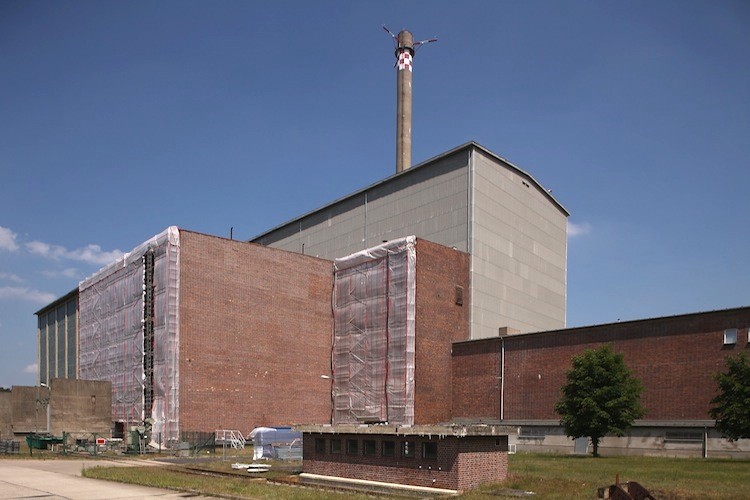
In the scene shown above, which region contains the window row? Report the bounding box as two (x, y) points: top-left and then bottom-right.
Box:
(314, 437), (437, 460)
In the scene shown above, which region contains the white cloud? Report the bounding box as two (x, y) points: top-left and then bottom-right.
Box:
(0, 286), (57, 304)
(23, 363), (38, 374)
(568, 222), (592, 237)
(0, 226), (19, 252)
(26, 240), (122, 266)
(0, 272), (24, 283)
(41, 268), (80, 279)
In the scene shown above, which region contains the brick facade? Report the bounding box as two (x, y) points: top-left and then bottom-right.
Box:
(414, 239), (470, 424)
(452, 307), (750, 421)
(302, 432), (508, 491)
(179, 231), (334, 432)
(452, 338), (501, 419)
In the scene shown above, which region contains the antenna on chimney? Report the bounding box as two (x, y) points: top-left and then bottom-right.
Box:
(383, 26), (437, 173)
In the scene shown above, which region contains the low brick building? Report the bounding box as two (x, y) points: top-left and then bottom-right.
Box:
(298, 424), (511, 492)
(452, 306), (750, 457)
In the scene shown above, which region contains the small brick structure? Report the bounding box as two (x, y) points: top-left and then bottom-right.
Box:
(298, 424), (512, 491)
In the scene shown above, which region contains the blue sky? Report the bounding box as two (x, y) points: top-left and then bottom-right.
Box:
(1, 1), (748, 387)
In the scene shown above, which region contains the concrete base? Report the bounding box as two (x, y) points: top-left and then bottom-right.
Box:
(299, 472), (459, 496)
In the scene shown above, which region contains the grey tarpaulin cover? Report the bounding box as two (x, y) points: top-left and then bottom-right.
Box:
(78, 227), (180, 445)
(332, 236), (416, 426)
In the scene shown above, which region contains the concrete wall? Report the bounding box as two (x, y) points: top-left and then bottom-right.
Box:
(254, 147), (470, 258)
(0, 391), (11, 439)
(453, 307), (750, 422)
(470, 148), (567, 337)
(49, 378), (111, 436)
(507, 424), (750, 459)
(10, 386), (39, 434)
(178, 231), (334, 433)
(413, 239), (470, 424)
(7, 381), (111, 436)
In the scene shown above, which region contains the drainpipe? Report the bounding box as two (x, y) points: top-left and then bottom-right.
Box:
(40, 382), (51, 434)
(703, 426), (708, 459)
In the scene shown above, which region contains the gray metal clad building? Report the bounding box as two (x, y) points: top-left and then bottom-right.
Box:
(252, 141), (569, 338)
(35, 289), (78, 385)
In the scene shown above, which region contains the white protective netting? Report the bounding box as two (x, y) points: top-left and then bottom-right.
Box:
(332, 236), (416, 426)
(78, 227), (180, 445)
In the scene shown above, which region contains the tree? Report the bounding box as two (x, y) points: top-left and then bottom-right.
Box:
(554, 344), (645, 456)
(710, 352), (750, 441)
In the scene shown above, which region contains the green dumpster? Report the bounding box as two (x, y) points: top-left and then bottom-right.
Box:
(26, 434), (63, 450)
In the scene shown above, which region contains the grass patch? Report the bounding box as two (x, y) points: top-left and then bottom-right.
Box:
(81, 453), (750, 499)
(82, 464), (379, 499)
(460, 453), (750, 499)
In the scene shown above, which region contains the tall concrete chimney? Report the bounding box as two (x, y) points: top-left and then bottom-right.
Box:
(384, 26), (436, 173)
(395, 30), (414, 173)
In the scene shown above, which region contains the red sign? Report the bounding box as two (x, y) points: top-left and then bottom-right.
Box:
(96, 438), (107, 445)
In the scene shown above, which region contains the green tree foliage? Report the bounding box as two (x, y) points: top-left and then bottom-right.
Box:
(710, 352), (750, 442)
(554, 344), (645, 456)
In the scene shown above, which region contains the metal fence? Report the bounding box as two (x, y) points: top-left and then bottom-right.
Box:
(0, 440), (20, 455)
(176, 431), (216, 456)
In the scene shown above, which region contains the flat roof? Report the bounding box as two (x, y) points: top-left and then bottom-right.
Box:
(453, 305), (750, 346)
(34, 288), (78, 316)
(296, 423), (515, 437)
(250, 141), (569, 242)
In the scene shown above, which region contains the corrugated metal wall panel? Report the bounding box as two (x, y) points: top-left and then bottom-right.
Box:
(256, 151), (470, 260)
(470, 150), (567, 337)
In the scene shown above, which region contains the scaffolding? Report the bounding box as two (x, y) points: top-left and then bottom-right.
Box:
(78, 227), (180, 446)
(332, 236), (416, 426)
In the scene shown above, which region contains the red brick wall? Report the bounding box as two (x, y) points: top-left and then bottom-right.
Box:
(414, 239), (470, 424)
(179, 231), (333, 433)
(452, 338), (501, 419)
(455, 437), (509, 491)
(452, 307), (750, 421)
(303, 433), (507, 491)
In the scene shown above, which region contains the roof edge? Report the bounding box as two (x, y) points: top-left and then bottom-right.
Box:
(249, 141), (568, 242)
(454, 305), (750, 346)
(34, 288), (79, 316)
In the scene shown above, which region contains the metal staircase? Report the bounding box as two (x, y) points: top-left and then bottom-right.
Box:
(215, 430), (246, 449)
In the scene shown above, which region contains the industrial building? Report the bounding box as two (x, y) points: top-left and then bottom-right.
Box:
(29, 138), (750, 490)
(36, 228), (335, 444)
(22, 22), (749, 492)
(452, 306), (750, 457)
(253, 141), (570, 338)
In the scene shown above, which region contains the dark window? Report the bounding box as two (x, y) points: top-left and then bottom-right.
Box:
(330, 438), (341, 454)
(347, 439), (358, 455)
(363, 439), (376, 456)
(315, 438), (326, 454)
(402, 440), (415, 458)
(519, 427), (546, 439)
(724, 328), (738, 345)
(665, 430), (703, 443)
(382, 440), (395, 457)
(455, 285), (464, 305)
(422, 441), (437, 460)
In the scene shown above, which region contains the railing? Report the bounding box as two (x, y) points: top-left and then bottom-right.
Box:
(215, 429), (246, 449)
